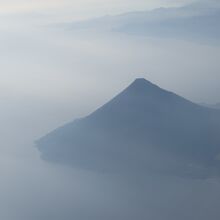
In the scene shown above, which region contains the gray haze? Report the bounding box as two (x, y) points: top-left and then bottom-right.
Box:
(1, 0), (220, 219)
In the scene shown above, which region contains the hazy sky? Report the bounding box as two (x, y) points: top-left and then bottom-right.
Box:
(0, 0), (219, 138)
(0, 1), (220, 219)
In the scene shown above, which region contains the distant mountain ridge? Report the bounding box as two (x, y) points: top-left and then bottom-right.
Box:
(37, 78), (220, 178)
(63, 1), (220, 43)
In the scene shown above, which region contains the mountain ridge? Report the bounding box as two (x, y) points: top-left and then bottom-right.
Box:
(61, 2), (220, 43)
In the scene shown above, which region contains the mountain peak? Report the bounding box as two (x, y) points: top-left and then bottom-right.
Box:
(37, 77), (220, 178)
(127, 78), (163, 95)
(133, 78), (153, 84)
(134, 77), (148, 82)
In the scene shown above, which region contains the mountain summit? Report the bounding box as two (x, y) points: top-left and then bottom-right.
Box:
(37, 79), (220, 178)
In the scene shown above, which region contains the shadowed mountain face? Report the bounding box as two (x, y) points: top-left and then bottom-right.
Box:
(37, 79), (220, 178)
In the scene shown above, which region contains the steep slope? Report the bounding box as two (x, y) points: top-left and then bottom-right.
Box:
(36, 79), (220, 178)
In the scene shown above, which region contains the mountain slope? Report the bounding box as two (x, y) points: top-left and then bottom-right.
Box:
(36, 79), (220, 178)
(213, 103), (220, 109)
(216, 103), (220, 108)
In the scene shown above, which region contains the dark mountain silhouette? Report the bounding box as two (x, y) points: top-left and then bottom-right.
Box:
(36, 78), (220, 178)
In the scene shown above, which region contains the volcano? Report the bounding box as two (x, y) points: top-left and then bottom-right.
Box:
(36, 78), (220, 178)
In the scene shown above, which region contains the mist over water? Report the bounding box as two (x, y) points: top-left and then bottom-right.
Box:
(2, 125), (220, 220)
(1, 3), (220, 219)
